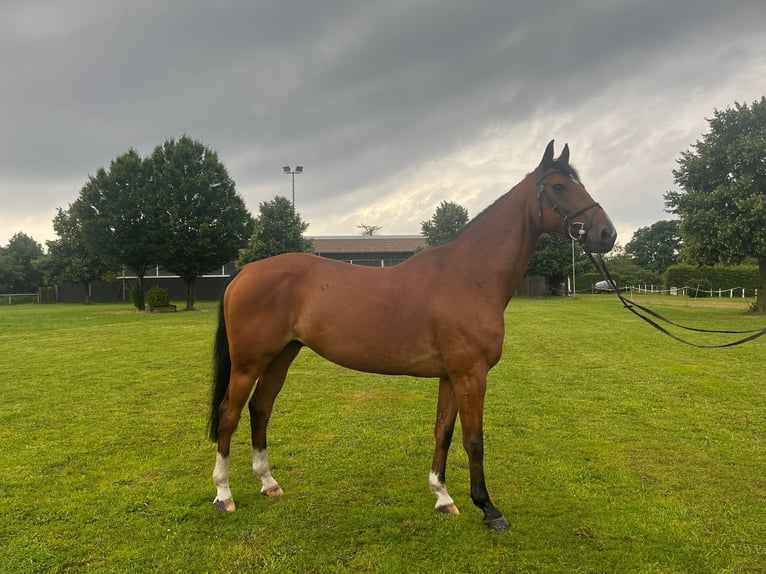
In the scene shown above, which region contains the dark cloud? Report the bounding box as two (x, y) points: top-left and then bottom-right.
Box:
(1, 0), (765, 245)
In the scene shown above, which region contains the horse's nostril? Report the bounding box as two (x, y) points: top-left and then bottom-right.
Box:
(600, 227), (617, 251)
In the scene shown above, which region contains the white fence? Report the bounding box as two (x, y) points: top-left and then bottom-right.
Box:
(621, 285), (757, 298)
(0, 292), (39, 304)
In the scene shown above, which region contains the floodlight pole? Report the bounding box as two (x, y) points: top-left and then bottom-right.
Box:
(282, 165), (303, 206)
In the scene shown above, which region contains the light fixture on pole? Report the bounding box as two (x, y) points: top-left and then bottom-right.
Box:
(282, 165), (303, 206)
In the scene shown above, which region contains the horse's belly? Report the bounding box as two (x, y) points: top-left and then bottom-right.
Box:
(300, 329), (446, 378)
(291, 275), (451, 377)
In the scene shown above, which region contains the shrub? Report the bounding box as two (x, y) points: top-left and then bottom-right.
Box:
(129, 283), (144, 310)
(145, 286), (170, 309)
(664, 264), (759, 296)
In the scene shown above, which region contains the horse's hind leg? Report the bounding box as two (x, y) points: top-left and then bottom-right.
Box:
(249, 342), (301, 497)
(213, 368), (259, 512)
(430, 377), (460, 515)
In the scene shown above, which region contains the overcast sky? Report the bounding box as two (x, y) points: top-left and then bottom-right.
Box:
(2, 0), (765, 248)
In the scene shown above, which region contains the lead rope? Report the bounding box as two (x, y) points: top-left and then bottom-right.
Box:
(586, 252), (766, 348)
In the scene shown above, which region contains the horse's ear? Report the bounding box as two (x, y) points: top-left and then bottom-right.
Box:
(557, 143), (570, 166)
(541, 140), (555, 168)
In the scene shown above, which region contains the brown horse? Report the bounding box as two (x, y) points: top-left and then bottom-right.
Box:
(208, 141), (616, 530)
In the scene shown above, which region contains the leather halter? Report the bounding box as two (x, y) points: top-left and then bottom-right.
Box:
(534, 167), (601, 243)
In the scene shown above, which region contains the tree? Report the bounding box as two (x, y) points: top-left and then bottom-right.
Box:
(421, 201), (469, 246)
(35, 208), (112, 303)
(149, 136), (253, 310)
(624, 220), (681, 274)
(526, 233), (575, 289)
(599, 247), (662, 287)
(0, 251), (18, 293)
(357, 223), (382, 236)
(0, 233), (44, 292)
(665, 97), (766, 311)
(238, 196), (314, 265)
(72, 149), (162, 310)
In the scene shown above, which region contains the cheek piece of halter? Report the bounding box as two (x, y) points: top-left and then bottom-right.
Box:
(535, 168), (601, 245)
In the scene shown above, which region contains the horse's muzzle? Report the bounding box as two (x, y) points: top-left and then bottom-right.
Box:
(582, 217), (617, 254)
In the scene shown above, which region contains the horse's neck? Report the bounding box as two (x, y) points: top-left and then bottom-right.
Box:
(445, 175), (541, 306)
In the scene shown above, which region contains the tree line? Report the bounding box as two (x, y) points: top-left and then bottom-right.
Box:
(0, 135), (318, 309)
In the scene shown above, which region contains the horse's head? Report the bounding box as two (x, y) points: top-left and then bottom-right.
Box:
(533, 140), (616, 254)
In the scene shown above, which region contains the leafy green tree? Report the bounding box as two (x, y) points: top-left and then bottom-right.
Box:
(527, 233), (571, 287)
(72, 149), (163, 310)
(238, 196), (314, 265)
(35, 208), (112, 303)
(0, 251), (17, 293)
(665, 97), (766, 311)
(0, 233), (44, 292)
(525, 232), (596, 291)
(421, 201), (469, 246)
(149, 136), (253, 310)
(525, 235), (644, 293)
(624, 220), (681, 274)
(599, 252), (662, 287)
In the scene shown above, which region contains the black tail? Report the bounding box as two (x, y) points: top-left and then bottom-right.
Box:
(208, 291), (232, 442)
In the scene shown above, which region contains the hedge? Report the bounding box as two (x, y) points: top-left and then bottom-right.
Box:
(663, 264), (759, 294)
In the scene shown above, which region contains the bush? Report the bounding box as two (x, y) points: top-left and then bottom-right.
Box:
(664, 264), (759, 296)
(145, 286), (170, 309)
(129, 283), (144, 310)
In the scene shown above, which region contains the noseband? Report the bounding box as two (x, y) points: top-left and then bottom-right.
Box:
(535, 168), (601, 243)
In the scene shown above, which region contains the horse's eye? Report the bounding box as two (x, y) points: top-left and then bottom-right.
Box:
(552, 183), (566, 192)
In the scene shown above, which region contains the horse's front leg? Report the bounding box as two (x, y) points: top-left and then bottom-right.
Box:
(453, 371), (510, 531)
(429, 377), (460, 515)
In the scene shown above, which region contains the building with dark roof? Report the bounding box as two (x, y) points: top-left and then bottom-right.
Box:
(311, 235), (426, 267)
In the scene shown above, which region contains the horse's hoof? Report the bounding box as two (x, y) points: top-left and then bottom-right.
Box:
(261, 486), (284, 497)
(484, 514), (510, 531)
(436, 504), (460, 515)
(213, 498), (236, 513)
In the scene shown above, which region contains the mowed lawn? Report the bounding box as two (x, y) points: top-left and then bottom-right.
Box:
(0, 296), (764, 573)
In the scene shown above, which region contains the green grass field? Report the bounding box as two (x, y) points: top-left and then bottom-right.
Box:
(1, 296), (764, 573)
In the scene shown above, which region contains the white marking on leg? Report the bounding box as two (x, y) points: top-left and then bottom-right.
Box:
(213, 452), (234, 508)
(253, 448), (282, 495)
(429, 470), (457, 512)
